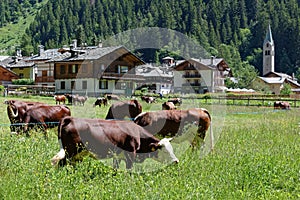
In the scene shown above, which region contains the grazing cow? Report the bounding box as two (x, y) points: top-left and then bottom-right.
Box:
(23, 104), (71, 137)
(73, 95), (88, 106)
(105, 94), (120, 101)
(134, 108), (211, 142)
(5, 100), (45, 134)
(168, 98), (182, 106)
(162, 102), (176, 110)
(105, 100), (142, 120)
(93, 97), (108, 107)
(54, 95), (66, 105)
(274, 101), (290, 110)
(51, 117), (179, 169)
(141, 96), (156, 103)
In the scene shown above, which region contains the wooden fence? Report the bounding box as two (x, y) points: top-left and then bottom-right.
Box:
(199, 96), (300, 108)
(5, 85), (55, 97)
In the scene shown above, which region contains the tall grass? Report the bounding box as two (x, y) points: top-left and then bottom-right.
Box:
(0, 96), (299, 199)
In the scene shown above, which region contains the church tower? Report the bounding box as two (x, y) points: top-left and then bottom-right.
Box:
(263, 24), (275, 76)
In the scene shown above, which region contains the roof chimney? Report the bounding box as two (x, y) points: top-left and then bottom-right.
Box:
(98, 40), (103, 48)
(210, 56), (214, 66)
(72, 39), (77, 49)
(38, 45), (44, 56)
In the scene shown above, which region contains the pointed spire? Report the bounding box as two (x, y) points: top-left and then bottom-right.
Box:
(264, 24), (274, 45)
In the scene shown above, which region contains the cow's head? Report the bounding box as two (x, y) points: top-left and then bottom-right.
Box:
(151, 138), (179, 163)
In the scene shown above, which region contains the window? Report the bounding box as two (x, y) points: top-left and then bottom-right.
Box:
(115, 81), (126, 90)
(60, 65), (66, 74)
(82, 80), (87, 89)
(99, 79), (108, 89)
(19, 73), (24, 78)
(120, 66), (128, 73)
(42, 70), (47, 77)
(61, 81), (65, 89)
(69, 64), (78, 74)
(71, 81), (76, 89)
(81, 64), (87, 73)
(19, 68), (23, 70)
(101, 64), (105, 70)
(265, 50), (270, 55)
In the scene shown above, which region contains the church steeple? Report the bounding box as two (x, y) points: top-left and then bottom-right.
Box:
(263, 24), (275, 76)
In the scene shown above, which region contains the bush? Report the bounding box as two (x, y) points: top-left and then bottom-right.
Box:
(12, 79), (34, 85)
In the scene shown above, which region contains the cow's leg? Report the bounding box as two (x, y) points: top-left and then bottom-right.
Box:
(124, 151), (135, 169)
(51, 139), (66, 166)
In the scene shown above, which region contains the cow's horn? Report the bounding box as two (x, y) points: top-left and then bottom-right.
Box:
(8, 105), (18, 118)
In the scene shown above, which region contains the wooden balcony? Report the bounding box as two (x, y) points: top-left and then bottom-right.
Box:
(182, 74), (201, 78)
(35, 76), (55, 83)
(101, 72), (145, 81)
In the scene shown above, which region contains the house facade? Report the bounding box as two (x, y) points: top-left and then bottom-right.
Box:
(53, 45), (145, 96)
(173, 57), (230, 94)
(135, 64), (173, 94)
(25, 45), (62, 86)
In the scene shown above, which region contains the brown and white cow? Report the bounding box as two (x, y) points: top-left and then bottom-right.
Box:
(105, 100), (142, 120)
(51, 117), (179, 169)
(105, 94), (120, 101)
(274, 101), (290, 110)
(162, 102), (176, 110)
(23, 104), (71, 137)
(167, 98), (182, 106)
(93, 97), (108, 107)
(141, 96), (156, 104)
(134, 108), (211, 142)
(73, 95), (88, 106)
(5, 100), (45, 134)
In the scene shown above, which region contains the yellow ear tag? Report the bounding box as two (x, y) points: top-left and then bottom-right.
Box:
(151, 147), (156, 152)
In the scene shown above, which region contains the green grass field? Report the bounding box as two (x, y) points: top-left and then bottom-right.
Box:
(0, 96), (299, 199)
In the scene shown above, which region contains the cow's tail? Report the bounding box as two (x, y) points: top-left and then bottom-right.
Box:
(50, 118), (67, 166)
(200, 108), (214, 151)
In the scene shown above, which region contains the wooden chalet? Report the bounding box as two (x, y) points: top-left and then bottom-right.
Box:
(173, 57), (231, 93)
(52, 45), (145, 96)
(0, 65), (19, 85)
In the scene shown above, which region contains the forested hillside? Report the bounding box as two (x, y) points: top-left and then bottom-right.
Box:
(2, 0), (300, 84)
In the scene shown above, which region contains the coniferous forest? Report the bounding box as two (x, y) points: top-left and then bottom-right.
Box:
(1, 0), (300, 85)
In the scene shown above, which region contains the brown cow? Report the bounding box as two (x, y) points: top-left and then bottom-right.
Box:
(51, 117), (179, 169)
(134, 108), (211, 142)
(162, 102), (176, 110)
(23, 104), (71, 138)
(105, 100), (142, 120)
(274, 101), (290, 110)
(54, 95), (66, 105)
(5, 100), (45, 134)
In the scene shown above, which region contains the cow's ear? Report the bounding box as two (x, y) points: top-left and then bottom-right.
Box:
(150, 143), (160, 151)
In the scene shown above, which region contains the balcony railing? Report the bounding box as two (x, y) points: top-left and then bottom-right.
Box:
(101, 72), (145, 81)
(182, 74), (201, 78)
(182, 83), (201, 87)
(35, 76), (55, 83)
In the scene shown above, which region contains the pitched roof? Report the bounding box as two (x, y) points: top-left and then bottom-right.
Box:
(56, 46), (123, 61)
(136, 64), (173, 78)
(258, 76), (285, 84)
(26, 48), (61, 61)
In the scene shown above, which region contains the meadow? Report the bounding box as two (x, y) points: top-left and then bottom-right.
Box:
(0, 95), (299, 199)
